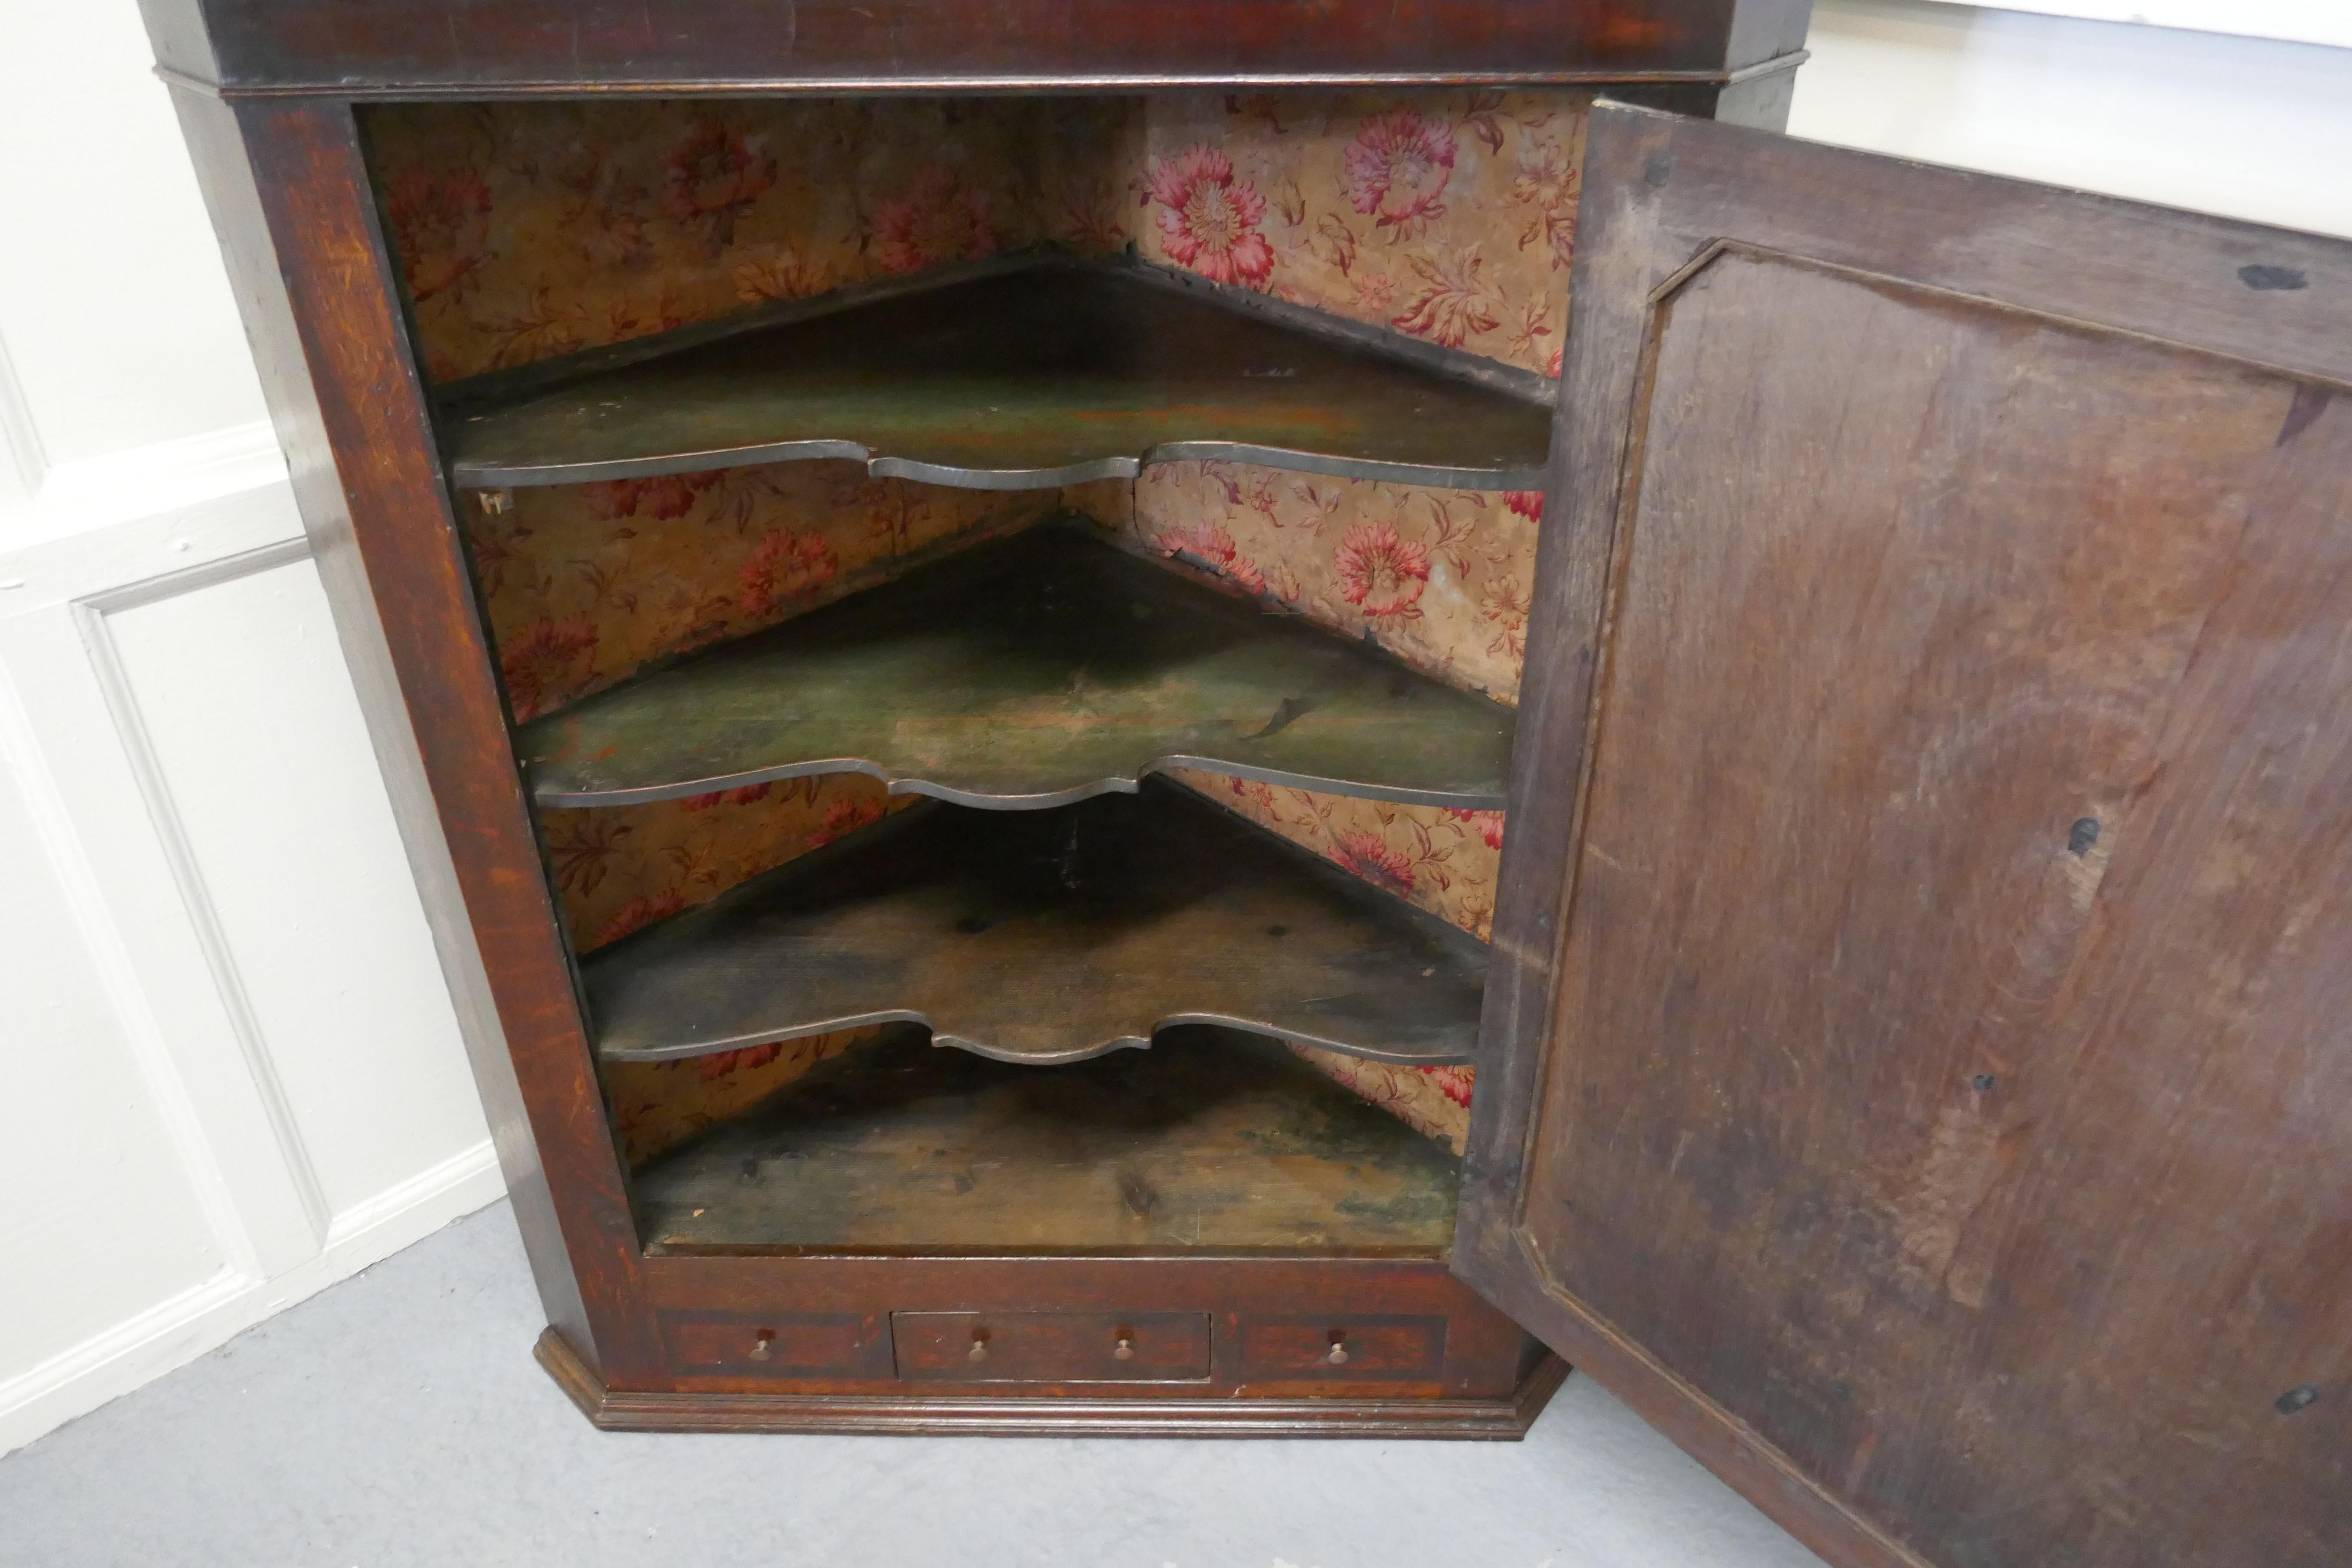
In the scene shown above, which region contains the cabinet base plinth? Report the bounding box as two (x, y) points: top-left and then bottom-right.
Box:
(534, 1327), (1568, 1439)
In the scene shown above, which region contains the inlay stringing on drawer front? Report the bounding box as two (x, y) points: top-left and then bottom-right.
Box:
(1238, 1314), (1447, 1379)
(891, 1311), (1212, 1382)
(660, 1310), (893, 1378)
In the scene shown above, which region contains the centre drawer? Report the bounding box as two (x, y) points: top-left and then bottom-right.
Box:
(891, 1311), (1211, 1383)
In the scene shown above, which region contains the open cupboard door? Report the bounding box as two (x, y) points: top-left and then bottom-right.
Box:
(1455, 103), (2352, 1568)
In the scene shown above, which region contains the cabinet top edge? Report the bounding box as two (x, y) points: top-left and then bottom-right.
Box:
(138, 0), (1815, 97)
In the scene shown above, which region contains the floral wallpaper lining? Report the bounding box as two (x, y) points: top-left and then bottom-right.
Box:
(546, 774), (906, 1168)
(472, 461), (1042, 1164)
(1291, 1045), (1476, 1156)
(368, 98), (1132, 384)
(1115, 460), (1540, 702)
(369, 89), (1585, 386)
(1173, 768), (1506, 1154)
(1133, 92), (1588, 376)
(471, 460), (1052, 723)
(543, 776), (897, 954)
(376, 89), (1579, 1163)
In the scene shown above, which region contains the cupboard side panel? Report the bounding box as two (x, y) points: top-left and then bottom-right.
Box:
(169, 90), (658, 1379)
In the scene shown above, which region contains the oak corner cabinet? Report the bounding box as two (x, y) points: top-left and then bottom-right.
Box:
(147, 1), (2349, 1564)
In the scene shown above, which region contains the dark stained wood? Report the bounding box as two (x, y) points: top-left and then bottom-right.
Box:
(637, 1250), (1545, 1400)
(443, 257), (1552, 493)
(632, 1026), (1464, 1251)
(522, 524), (1516, 812)
(1603, 61), (1801, 129)
(1239, 1314), (1448, 1379)
(586, 788), (1490, 1067)
(892, 1311), (1214, 1382)
(660, 1309), (895, 1379)
(1461, 101), (2352, 1568)
(163, 90), (661, 1384)
(141, 0), (1800, 1452)
(540, 1324), (1570, 1435)
(140, 0), (1813, 95)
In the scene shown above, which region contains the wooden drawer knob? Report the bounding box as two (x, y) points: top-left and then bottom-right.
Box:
(1114, 1334), (1136, 1361)
(1326, 1333), (1350, 1366)
(968, 1333), (989, 1363)
(749, 1329), (775, 1362)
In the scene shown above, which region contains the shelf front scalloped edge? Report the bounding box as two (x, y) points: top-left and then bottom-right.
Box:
(533, 753), (1507, 812)
(596, 1011), (1471, 1069)
(451, 438), (1549, 495)
(518, 524), (1517, 813)
(441, 255), (1555, 496)
(579, 785), (1490, 1073)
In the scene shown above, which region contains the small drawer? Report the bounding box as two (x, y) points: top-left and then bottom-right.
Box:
(892, 1311), (1211, 1383)
(1239, 1314), (1447, 1379)
(661, 1310), (892, 1378)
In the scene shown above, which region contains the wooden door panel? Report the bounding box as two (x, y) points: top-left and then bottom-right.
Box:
(1459, 103), (2352, 1568)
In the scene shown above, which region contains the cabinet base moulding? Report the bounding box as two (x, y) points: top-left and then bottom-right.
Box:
(533, 1326), (1569, 1439)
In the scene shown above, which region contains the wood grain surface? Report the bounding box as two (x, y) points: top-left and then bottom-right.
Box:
(521, 522), (1517, 812)
(630, 1025), (1464, 1252)
(140, 0), (1815, 95)
(1461, 102), (2352, 1568)
(538, 1324), (1569, 1436)
(140, 0), (1813, 1443)
(634, 1248), (1545, 1404)
(891, 1311), (1214, 1382)
(168, 92), (664, 1383)
(444, 257), (1552, 493)
(584, 784), (1490, 1066)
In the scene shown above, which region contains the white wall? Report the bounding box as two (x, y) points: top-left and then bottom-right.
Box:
(1792, 0), (2352, 239)
(1914, 0), (2352, 52)
(0, 1), (500, 1459)
(1, 0), (2348, 1458)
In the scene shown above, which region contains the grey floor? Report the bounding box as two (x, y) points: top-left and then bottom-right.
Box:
(1, 1202), (1828, 1568)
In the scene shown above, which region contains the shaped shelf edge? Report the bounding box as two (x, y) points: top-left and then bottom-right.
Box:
(441, 252), (1555, 495)
(518, 523), (1516, 812)
(581, 782), (1488, 1069)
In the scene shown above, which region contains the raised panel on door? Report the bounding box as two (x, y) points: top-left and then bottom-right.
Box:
(1456, 103), (2352, 1568)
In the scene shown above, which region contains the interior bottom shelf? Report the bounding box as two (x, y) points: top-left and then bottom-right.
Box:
(630, 1025), (1461, 1254)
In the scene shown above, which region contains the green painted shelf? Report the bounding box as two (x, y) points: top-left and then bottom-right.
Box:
(632, 1024), (1461, 1254)
(581, 782), (1488, 1068)
(442, 255), (1552, 493)
(518, 523), (1516, 811)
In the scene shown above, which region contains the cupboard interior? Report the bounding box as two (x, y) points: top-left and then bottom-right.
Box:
(364, 88), (1582, 1253)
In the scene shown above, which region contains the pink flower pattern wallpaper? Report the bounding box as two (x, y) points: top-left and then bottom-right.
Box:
(366, 97), (1127, 383)
(1133, 92), (1589, 375)
(374, 90), (1582, 1159)
(370, 89), (1586, 385)
(546, 775), (903, 1167)
(1178, 769), (1507, 1155)
(1118, 461), (1540, 702)
(469, 461), (1050, 722)
(467, 461), (1036, 1162)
